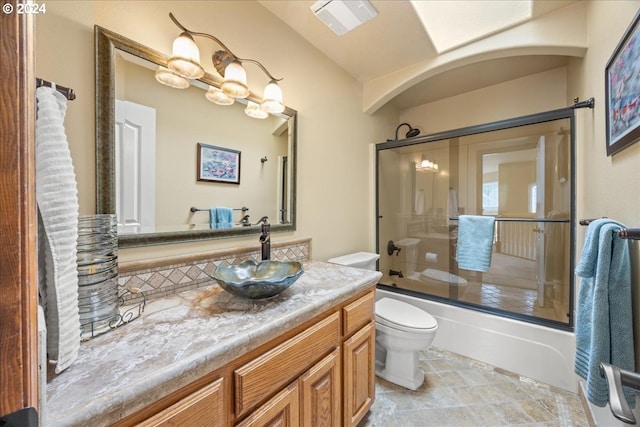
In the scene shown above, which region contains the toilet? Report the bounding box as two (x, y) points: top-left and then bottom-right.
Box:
(327, 252), (439, 390)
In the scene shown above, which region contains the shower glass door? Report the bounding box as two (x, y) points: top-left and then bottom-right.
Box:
(376, 112), (574, 329)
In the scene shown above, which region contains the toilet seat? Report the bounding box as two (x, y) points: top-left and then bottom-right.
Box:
(375, 298), (437, 332)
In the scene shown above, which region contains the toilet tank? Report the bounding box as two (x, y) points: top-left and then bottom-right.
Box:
(327, 252), (380, 271)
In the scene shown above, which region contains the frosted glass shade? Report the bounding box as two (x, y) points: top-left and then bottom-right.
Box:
(205, 86), (234, 105)
(261, 81), (284, 114)
(222, 61), (250, 98)
(155, 67), (190, 89)
(167, 32), (204, 79)
(245, 101), (268, 119)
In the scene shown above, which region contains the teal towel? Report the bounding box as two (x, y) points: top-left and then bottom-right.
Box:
(574, 219), (635, 408)
(455, 215), (495, 272)
(209, 208), (217, 229)
(216, 207), (233, 229)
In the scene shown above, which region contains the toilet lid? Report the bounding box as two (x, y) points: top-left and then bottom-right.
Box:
(375, 298), (437, 330)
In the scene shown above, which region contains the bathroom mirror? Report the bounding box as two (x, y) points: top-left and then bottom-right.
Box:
(95, 26), (296, 247)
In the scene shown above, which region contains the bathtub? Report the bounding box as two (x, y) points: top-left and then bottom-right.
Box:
(376, 288), (578, 392)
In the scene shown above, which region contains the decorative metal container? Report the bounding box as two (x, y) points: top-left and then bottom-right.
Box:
(76, 214), (119, 338)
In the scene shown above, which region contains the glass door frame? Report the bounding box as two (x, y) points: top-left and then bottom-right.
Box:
(375, 107), (576, 331)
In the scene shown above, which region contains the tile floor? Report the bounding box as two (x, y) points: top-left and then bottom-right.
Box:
(358, 347), (591, 427)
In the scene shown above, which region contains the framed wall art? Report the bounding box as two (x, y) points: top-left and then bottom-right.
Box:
(605, 10), (640, 156)
(197, 143), (241, 184)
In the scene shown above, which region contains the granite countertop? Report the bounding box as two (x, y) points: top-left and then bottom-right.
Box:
(46, 261), (381, 427)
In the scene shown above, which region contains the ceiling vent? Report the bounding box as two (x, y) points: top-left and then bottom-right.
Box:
(310, 0), (378, 36)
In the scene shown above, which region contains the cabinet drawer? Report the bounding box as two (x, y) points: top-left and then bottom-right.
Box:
(235, 312), (340, 418)
(136, 377), (225, 427)
(342, 291), (374, 337)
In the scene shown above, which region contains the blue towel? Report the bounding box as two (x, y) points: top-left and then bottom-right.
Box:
(209, 208), (217, 229)
(574, 219), (635, 408)
(215, 207), (234, 229)
(455, 215), (495, 272)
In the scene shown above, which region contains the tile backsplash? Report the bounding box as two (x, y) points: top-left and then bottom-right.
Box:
(118, 238), (310, 304)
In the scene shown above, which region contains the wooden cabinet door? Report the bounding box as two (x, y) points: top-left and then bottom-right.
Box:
(234, 312), (340, 418)
(300, 348), (340, 427)
(136, 378), (225, 427)
(342, 323), (375, 427)
(235, 382), (299, 427)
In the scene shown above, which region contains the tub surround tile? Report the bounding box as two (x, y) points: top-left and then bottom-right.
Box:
(47, 260), (379, 427)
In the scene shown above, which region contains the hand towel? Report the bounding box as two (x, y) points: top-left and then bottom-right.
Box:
(209, 208), (217, 229)
(574, 219), (635, 408)
(415, 190), (424, 214)
(216, 207), (234, 229)
(455, 215), (495, 272)
(35, 86), (81, 373)
(447, 187), (458, 224)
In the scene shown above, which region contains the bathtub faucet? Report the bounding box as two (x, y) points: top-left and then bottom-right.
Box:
(389, 269), (404, 278)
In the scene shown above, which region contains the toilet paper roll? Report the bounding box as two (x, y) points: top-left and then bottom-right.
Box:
(425, 252), (438, 263)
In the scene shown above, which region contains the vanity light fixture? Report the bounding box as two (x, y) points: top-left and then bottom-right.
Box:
(205, 86), (234, 105)
(415, 156), (439, 173)
(245, 101), (269, 119)
(158, 13), (285, 117)
(154, 67), (190, 89)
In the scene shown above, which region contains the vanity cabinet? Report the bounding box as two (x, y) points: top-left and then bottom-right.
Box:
(119, 288), (375, 427)
(300, 348), (341, 426)
(236, 381), (300, 427)
(135, 378), (226, 427)
(341, 292), (376, 427)
(239, 348), (341, 427)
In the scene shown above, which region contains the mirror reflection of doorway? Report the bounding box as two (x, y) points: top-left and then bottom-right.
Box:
(115, 99), (156, 234)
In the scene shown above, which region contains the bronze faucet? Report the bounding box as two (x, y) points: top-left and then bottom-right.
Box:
(256, 216), (270, 260)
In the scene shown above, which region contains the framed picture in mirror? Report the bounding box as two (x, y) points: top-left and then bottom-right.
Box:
(197, 143), (241, 184)
(605, 10), (640, 156)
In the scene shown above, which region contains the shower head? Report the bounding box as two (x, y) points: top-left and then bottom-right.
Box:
(390, 123), (420, 141)
(406, 127), (421, 138)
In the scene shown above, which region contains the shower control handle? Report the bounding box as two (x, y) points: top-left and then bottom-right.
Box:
(387, 240), (401, 256)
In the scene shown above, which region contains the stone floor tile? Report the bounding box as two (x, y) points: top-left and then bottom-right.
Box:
(358, 347), (590, 427)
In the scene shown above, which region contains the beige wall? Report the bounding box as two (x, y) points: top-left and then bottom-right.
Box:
(119, 58), (288, 227)
(401, 67), (568, 134)
(572, 1), (640, 380)
(35, 1), (395, 262)
(35, 2), (640, 285)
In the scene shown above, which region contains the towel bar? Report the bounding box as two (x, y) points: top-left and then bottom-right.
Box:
(600, 363), (640, 424)
(36, 77), (76, 100)
(190, 206), (249, 213)
(579, 219), (640, 240)
(619, 228), (640, 240)
(449, 216), (569, 223)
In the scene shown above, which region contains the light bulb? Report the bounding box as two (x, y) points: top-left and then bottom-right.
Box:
(261, 80), (284, 114)
(221, 60), (249, 98)
(205, 86), (234, 105)
(155, 67), (190, 89)
(167, 32), (204, 79)
(244, 101), (268, 119)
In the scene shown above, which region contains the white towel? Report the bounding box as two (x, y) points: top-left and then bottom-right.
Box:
(415, 190), (424, 214)
(447, 187), (458, 224)
(36, 86), (80, 373)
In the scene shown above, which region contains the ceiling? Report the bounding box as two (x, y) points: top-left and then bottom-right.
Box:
(259, 0), (580, 111)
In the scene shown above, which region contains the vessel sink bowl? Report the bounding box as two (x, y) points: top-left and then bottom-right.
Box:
(212, 260), (304, 299)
